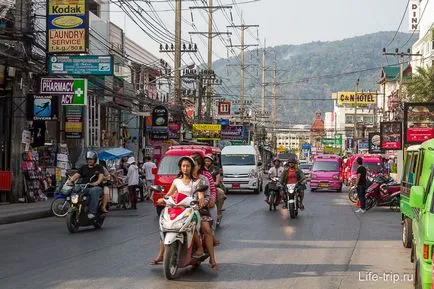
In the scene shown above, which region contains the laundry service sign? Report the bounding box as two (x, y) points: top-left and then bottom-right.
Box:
(40, 78), (87, 105)
(47, 0), (88, 53)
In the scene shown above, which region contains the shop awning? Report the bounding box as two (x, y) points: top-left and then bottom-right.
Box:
(98, 147), (133, 161)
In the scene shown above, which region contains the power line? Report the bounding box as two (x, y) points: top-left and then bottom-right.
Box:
(399, 0), (430, 49)
(385, 0), (410, 48)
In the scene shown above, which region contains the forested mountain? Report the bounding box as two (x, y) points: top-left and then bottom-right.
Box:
(213, 31), (417, 125)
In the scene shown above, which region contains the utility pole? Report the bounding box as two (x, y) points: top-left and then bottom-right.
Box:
(227, 22), (259, 123)
(272, 61), (277, 153)
(189, 2), (231, 121)
(261, 39), (266, 115)
(174, 0), (182, 104)
(353, 78), (359, 153)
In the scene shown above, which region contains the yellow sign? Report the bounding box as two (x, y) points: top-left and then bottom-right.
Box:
(277, 145), (286, 153)
(192, 124), (222, 140)
(323, 146), (341, 155)
(337, 92), (377, 106)
(47, 0), (88, 53)
(65, 122), (83, 132)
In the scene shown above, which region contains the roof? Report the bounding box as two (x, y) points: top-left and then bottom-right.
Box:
(221, 145), (256, 154)
(420, 139), (434, 150)
(379, 65), (412, 83)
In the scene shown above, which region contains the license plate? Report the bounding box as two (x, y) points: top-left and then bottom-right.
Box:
(232, 183), (240, 188)
(319, 183), (329, 187)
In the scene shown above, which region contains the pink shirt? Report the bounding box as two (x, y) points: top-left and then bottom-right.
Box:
(202, 171), (216, 201)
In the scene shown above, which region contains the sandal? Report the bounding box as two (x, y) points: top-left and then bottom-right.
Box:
(209, 261), (218, 271)
(192, 251), (205, 259)
(148, 258), (163, 265)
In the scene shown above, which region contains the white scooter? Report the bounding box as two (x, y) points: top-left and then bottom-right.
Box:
(159, 185), (210, 280)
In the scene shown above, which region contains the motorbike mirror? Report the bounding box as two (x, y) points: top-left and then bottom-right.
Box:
(150, 185), (164, 192)
(257, 162), (263, 167)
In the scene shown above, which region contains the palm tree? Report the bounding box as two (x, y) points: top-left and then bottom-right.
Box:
(403, 65), (434, 103)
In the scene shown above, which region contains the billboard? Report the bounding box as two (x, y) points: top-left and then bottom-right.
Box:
(48, 55), (113, 75)
(64, 106), (83, 138)
(40, 78), (88, 105)
(221, 125), (247, 140)
(368, 132), (384, 154)
(380, 121), (402, 150)
(47, 0), (89, 53)
(404, 102), (434, 144)
(192, 124), (221, 140)
(409, 0), (420, 32)
(337, 92), (377, 106)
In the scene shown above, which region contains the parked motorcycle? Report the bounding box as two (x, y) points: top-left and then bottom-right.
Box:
(160, 185), (210, 280)
(285, 181), (302, 219)
(266, 177), (281, 211)
(365, 174), (400, 211)
(348, 174), (375, 203)
(66, 177), (106, 233)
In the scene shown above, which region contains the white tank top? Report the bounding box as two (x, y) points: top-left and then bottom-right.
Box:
(173, 178), (202, 196)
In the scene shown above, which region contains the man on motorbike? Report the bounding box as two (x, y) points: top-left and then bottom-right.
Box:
(280, 154), (306, 210)
(67, 151), (105, 219)
(264, 158), (284, 201)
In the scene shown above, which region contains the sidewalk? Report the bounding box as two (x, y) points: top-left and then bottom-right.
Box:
(0, 199), (53, 225)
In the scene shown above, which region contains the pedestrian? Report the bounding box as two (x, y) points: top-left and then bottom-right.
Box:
(355, 157), (367, 213)
(126, 157), (139, 210)
(142, 156), (157, 201)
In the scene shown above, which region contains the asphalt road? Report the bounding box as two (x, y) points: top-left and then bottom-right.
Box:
(0, 184), (413, 289)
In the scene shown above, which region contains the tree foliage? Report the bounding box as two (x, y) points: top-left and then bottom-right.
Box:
(404, 65), (434, 103)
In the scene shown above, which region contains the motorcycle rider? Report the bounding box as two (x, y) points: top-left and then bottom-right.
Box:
(264, 158), (284, 201)
(67, 151), (105, 219)
(280, 154), (306, 210)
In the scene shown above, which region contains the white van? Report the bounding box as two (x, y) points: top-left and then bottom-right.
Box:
(221, 145), (263, 194)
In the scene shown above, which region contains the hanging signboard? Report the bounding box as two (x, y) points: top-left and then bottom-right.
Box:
(168, 123), (181, 140)
(192, 124), (221, 140)
(337, 92), (377, 106)
(64, 106), (83, 138)
(404, 102), (434, 144)
(408, 0), (420, 32)
(47, 0), (89, 53)
(221, 125), (246, 140)
(217, 101), (231, 115)
(368, 132), (384, 154)
(27, 94), (59, 120)
(40, 78), (87, 105)
(48, 55), (113, 75)
(358, 140), (369, 150)
(151, 128), (169, 140)
(380, 121), (402, 150)
(152, 105), (168, 127)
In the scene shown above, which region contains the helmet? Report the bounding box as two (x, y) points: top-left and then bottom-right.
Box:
(178, 156), (195, 169)
(287, 154), (297, 164)
(86, 150), (98, 161)
(204, 154), (214, 162)
(273, 157), (281, 164)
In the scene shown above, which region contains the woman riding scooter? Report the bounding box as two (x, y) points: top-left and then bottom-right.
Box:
(280, 154), (306, 210)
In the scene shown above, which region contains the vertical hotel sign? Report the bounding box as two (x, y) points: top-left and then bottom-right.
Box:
(47, 0), (88, 53)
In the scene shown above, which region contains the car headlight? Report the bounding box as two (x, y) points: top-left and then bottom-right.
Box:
(71, 193), (79, 204)
(248, 169), (257, 178)
(332, 175), (340, 180)
(310, 174), (317, 179)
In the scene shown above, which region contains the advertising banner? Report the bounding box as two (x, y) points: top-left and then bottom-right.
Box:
(404, 102), (434, 144)
(64, 106), (83, 138)
(337, 92), (377, 106)
(358, 140), (369, 150)
(27, 94), (59, 120)
(168, 123), (181, 140)
(321, 136), (342, 146)
(47, 0), (88, 53)
(323, 146), (340, 155)
(151, 128), (169, 140)
(192, 124), (221, 140)
(380, 121), (402, 150)
(368, 132), (384, 154)
(221, 125), (246, 140)
(40, 78), (87, 105)
(48, 55), (113, 75)
(152, 105), (168, 127)
(409, 0), (420, 32)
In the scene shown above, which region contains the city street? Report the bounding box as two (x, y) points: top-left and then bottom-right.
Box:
(0, 184), (413, 289)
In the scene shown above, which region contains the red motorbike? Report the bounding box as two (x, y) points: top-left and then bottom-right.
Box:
(365, 174), (400, 211)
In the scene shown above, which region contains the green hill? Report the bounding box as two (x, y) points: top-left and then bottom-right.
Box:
(213, 31), (417, 125)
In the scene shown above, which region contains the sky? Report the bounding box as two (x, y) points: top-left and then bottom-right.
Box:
(109, 0), (411, 65)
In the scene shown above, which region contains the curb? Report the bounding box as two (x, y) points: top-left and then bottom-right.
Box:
(0, 210), (53, 225)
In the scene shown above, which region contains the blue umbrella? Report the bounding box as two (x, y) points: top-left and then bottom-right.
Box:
(98, 147), (133, 161)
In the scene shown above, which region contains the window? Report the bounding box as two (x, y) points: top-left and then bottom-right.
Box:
(89, 0), (101, 17)
(158, 156), (182, 175)
(402, 151), (419, 188)
(221, 154), (256, 166)
(312, 161), (339, 172)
